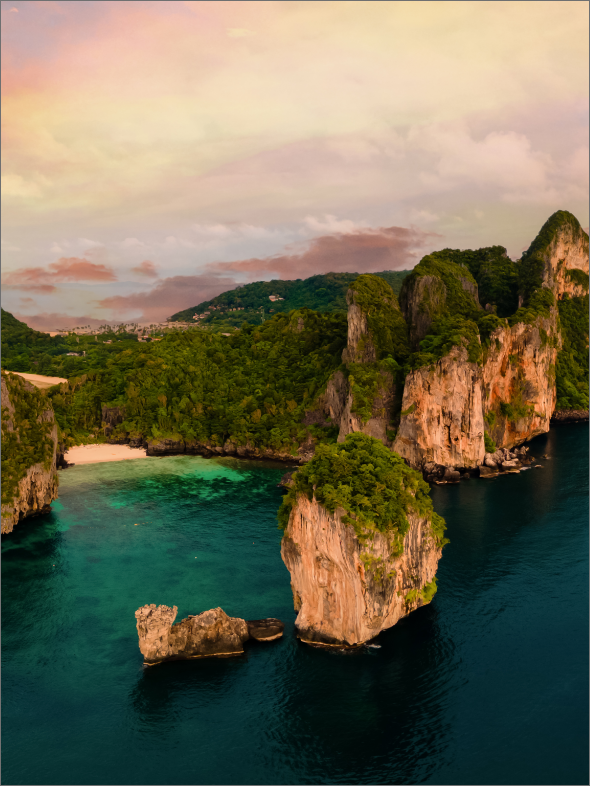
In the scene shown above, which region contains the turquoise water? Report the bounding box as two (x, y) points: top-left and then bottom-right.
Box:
(2, 426), (588, 785)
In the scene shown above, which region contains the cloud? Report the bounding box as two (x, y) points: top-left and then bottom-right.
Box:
(9, 7), (19, 12)
(131, 260), (158, 277)
(227, 28), (255, 38)
(209, 225), (439, 280)
(96, 274), (239, 323)
(120, 237), (147, 248)
(302, 215), (369, 235)
(2, 256), (117, 292)
(14, 312), (110, 331)
(1, 239), (21, 251)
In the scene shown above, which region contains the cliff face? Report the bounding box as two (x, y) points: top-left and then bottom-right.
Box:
(482, 311), (560, 449)
(281, 494), (441, 646)
(535, 217), (589, 300)
(1, 373), (59, 534)
(324, 275), (408, 446)
(337, 369), (395, 445)
(341, 289), (377, 364)
(393, 345), (485, 469)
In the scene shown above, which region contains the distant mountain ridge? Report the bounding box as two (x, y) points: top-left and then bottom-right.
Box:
(168, 270), (411, 325)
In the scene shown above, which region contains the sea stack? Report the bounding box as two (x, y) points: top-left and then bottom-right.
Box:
(134, 605), (284, 665)
(280, 433), (447, 647)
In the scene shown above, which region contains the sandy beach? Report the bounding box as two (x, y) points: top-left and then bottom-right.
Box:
(9, 371), (68, 389)
(65, 444), (148, 464)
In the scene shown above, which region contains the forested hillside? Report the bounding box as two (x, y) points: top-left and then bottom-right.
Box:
(47, 309), (348, 450)
(169, 270), (410, 326)
(1, 309), (140, 376)
(2, 212), (588, 456)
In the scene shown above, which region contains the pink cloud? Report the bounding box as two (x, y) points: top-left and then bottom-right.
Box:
(13, 312), (111, 331)
(209, 225), (439, 280)
(96, 273), (239, 323)
(131, 260), (158, 277)
(2, 256), (117, 292)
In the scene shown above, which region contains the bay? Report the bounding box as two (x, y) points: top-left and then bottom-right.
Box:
(2, 424), (588, 785)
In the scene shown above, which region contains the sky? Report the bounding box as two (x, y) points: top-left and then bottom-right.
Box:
(1, 0), (588, 329)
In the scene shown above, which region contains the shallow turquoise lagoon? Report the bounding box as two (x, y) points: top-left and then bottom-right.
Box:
(2, 426), (588, 785)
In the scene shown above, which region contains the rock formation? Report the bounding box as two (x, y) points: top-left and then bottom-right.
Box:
(134, 604), (284, 665)
(282, 495), (442, 647)
(1, 372), (59, 534)
(279, 433), (446, 647)
(393, 345), (485, 469)
(390, 212), (588, 473)
(482, 312), (560, 449)
(320, 275), (409, 447)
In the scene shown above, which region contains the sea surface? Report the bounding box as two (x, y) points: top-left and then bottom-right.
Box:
(2, 425), (588, 785)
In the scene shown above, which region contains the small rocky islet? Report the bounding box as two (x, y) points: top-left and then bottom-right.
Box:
(2, 210), (589, 653)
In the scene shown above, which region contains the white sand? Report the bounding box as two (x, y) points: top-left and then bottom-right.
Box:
(9, 371), (68, 389)
(65, 444), (148, 464)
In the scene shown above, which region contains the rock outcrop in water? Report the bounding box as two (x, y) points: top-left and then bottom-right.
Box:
(134, 604), (284, 665)
(1, 372), (59, 534)
(282, 495), (442, 647)
(279, 433), (446, 647)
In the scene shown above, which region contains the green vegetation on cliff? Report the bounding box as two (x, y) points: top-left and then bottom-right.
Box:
(278, 432), (448, 551)
(348, 275), (410, 361)
(555, 294), (589, 410)
(345, 275), (409, 424)
(518, 210), (587, 304)
(1, 372), (56, 513)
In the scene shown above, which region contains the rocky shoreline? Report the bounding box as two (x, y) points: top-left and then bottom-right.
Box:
(551, 409), (589, 424)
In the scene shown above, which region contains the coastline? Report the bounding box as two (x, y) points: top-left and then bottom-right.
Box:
(64, 444), (148, 464)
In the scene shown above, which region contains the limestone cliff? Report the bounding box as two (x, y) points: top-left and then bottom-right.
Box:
(135, 605), (284, 665)
(326, 275), (409, 446)
(279, 433), (446, 647)
(482, 311), (560, 449)
(392, 212), (588, 470)
(393, 345), (485, 469)
(1, 372), (59, 534)
(519, 210), (589, 302)
(282, 495), (442, 646)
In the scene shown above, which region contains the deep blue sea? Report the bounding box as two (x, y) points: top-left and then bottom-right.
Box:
(2, 425), (588, 786)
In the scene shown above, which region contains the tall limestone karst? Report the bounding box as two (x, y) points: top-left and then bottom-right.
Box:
(388, 211), (588, 469)
(1, 371), (59, 534)
(280, 433), (447, 646)
(322, 275), (409, 446)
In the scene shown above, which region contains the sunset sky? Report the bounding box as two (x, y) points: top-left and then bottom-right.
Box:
(1, 0), (588, 329)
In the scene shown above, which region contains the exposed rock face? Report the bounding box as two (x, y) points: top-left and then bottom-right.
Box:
(135, 605), (255, 664)
(281, 495), (442, 647)
(246, 618), (285, 641)
(535, 217), (589, 300)
(393, 345), (485, 469)
(337, 370), (395, 445)
(482, 311), (560, 449)
(551, 409), (589, 423)
(135, 605), (284, 664)
(147, 437), (185, 456)
(341, 289), (377, 364)
(1, 373), (59, 534)
(399, 274), (447, 349)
